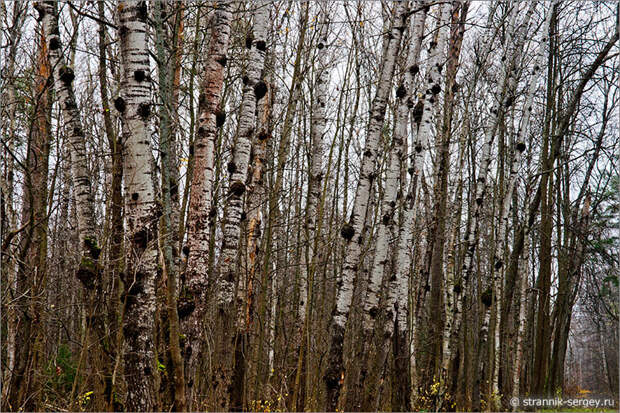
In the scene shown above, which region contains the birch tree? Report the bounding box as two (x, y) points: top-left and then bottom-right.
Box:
(116, 1), (159, 409)
(324, 3), (410, 410)
(180, 2), (232, 407)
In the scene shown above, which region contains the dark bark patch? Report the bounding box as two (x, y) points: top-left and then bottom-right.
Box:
(256, 40), (266, 51)
(258, 131), (270, 141)
(76, 257), (97, 289)
(340, 223), (354, 240)
(73, 126), (84, 137)
(198, 92), (207, 110)
(114, 97), (126, 113)
(382, 214), (390, 225)
(119, 25), (128, 39)
(369, 306), (378, 319)
(137, 1), (148, 21)
(178, 300), (195, 319)
(34, 3), (45, 20)
(227, 161), (237, 174)
(494, 259), (503, 270)
(409, 64), (419, 75)
(131, 192), (139, 201)
(137, 103), (151, 119)
(431, 84), (441, 95)
(453, 283), (462, 294)
(84, 236), (102, 259)
(481, 288), (493, 307)
(127, 279), (145, 298)
(240, 211), (247, 221)
(413, 101), (424, 123)
(182, 245), (190, 256)
(134, 70), (146, 82)
(475, 197), (483, 206)
(170, 179), (179, 199)
(318, 42), (324, 50)
(132, 229), (149, 249)
(64, 99), (77, 111)
(230, 180), (246, 196)
(49, 37), (61, 50)
(216, 110), (226, 128)
(415, 144), (423, 153)
(216, 56), (227, 67)
(242, 75), (249, 85)
(59, 67), (75, 84)
(254, 81), (267, 100)
(516, 142), (526, 152)
(396, 84), (407, 99)
(245, 34), (254, 49)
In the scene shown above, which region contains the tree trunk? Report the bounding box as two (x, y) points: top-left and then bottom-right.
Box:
(215, 3), (269, 409)
(154, 1), (186, 410)
(179, 2), (231, 408)
(324, 3), (409, 410)
(117, 1), (160, 409)
(293, 4), (330, 410)
(9, 27), (51, 412)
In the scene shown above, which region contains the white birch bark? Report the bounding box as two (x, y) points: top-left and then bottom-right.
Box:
(492, 3), (554, 397)
(180, 1), (231, 401)
(116, 1), (159, 410)
(365, 1), (429, 337)
(462, 6), (535, 377)
(38, 1), (99, 284)
(443, 5), (501, 379)
(324, 3), (409, 409)
(512, 232), (530, 411)
(381, 0), (450, 373)
(1, 2), (25, 399)
(300, 6), (329, 323)
(225, 2), (269, 328)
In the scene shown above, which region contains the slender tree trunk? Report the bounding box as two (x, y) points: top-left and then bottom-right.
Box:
(117, 1), (160, 409)
(500, 14), (618, 387)
(492, 5), (555, 404)
(0, 2), (25, 404)
(213, 3), (269, 409)
(357, 3), (429, 411)
(97, 2), (124, 408)
(154, 1), (186, 410)
(426, 4), (467, 408)
(37, 2), (112, 408)
(179, 2), (231, 408)
(9, 27), (51, 412)
(324, 3), (409, 410)
(293, 4), (330, 410)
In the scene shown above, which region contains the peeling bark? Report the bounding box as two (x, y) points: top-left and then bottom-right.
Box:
(180, 2), (232, 408)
